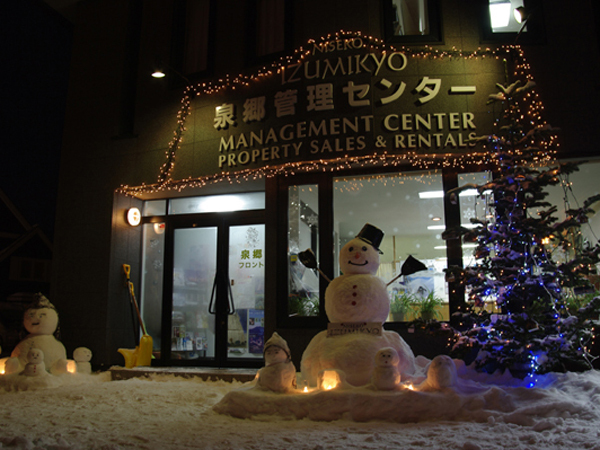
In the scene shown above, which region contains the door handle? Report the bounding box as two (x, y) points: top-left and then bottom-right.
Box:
(208, 275), (217, 314)
(227, 280), (235, 315)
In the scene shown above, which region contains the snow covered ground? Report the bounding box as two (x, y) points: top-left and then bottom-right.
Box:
(1, 363), (600, 450)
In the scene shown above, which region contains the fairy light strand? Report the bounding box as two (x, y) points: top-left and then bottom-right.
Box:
(117, 31), (556, 198)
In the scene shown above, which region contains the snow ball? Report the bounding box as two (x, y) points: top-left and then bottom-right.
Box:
(532, 420), (555, 432)
(364, 433), (381, 442)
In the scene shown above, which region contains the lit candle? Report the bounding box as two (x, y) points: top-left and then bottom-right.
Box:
(66, 360), (77, 374)
(319, 370), (340, 391)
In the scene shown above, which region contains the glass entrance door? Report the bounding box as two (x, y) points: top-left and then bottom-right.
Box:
(171, 226), (218, 360)
(166, 216), (265, 366)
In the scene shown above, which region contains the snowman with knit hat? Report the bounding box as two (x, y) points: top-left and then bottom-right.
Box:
(256, 332), (297, 393)
(301, 224), (416, 387)
(1, 293), (69, 375)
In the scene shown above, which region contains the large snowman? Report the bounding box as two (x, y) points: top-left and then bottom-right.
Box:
(1, 294), (69, 375)
(301, 224), (415, 387)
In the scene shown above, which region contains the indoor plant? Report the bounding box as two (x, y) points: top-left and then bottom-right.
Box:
(416, 292), (443, 321)
(389, 292), (415, 322)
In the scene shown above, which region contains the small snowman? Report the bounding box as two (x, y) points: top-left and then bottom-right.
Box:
(73, 347), (93, 374)
(1, 294), (69, 375)
(20, 348), (48, 377)
(371, 347), (401, 390)
(256, 332), (297, 393)
(301, 224), (415, 387)
(419, 355), (458, 392)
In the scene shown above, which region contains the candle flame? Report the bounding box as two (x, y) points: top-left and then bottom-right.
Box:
(67, 360), (77, 374)
(319, 370), (340, 390)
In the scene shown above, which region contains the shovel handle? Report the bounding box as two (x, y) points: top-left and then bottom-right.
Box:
(122, 264), (147, 336)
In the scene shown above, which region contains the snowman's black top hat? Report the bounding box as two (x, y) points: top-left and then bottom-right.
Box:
(356, 223), (384, 254)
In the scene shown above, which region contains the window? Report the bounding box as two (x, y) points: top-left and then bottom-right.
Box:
(287, 184), (320, 317)
(481, 0), (545, 44)
(542, 160), (600, 273)
(333, 171), (449, 322)
(257, 0), (285, 56)
(457, 171), (494, 269)
(488, 0), (525, 33)
(248, 0), (292, 64)
(382, 0), (442, 44)
(9, 257), (51, 282)
(172, 0), (215, 81)
(140, 222), (165, 351)
(169, 193), (265, 214)
(457, 171), (499, 313)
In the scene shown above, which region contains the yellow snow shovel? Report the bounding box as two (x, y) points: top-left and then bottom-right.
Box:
(118, 264), (153, 368)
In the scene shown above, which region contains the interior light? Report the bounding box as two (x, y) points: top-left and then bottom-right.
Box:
(427, 223), (481, 231)
(418, 190), (444, 199)
(418, 189), (489, 199)
(434, 244), (478, 250)
(201, 195), (245, 212)
(489, 0), (512, 28)
(431, 217), (442, 222)
(151, 70), (166, 78)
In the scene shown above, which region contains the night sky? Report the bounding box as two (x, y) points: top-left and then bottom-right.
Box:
(0, 0), (72, 240)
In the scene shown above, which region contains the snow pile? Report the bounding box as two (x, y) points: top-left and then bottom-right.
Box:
(213, 357), (598, 424)
(1, 365), (600, 450)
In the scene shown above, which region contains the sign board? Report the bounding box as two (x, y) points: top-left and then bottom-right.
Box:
(326, 321), (383, 337)
(140, 32), (511, 190)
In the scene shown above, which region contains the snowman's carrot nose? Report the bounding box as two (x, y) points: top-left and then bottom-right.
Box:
(354, 252), (361, 259)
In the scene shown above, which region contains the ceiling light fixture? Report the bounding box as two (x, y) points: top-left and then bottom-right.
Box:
(426, 223), (482, 231)
(418, 189), (492, 199)
(434, 244), (478, 250)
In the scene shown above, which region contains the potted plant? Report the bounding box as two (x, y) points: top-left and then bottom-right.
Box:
(288, 295), (319, 317)
(416, 292), (443, 321)
(389, 292), (415, 322)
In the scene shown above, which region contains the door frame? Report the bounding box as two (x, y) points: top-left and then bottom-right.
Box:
(159, 209), (265, 368)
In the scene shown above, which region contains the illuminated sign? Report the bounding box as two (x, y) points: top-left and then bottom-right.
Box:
(191, 35), (503, 174)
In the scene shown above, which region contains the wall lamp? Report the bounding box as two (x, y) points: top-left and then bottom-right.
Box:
(126, 207), (141, 227)
(513, 5), (532, 43)
(513, 6), (529, 24)
(151, 62), (189, 83)
(151, 69), (166, 79)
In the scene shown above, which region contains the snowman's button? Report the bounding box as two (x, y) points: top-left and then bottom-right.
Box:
(352, 292), (357, 297)
(353, 285), (357, 289)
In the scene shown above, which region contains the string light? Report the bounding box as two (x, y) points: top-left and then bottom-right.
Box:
(117, 31), (556, 198)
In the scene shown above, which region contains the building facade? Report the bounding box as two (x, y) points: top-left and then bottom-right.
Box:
(51, 0), (600, 370)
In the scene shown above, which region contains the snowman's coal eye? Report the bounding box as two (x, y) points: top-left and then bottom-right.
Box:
(362, 246), (367, 251)
(348, 247), (354, 252)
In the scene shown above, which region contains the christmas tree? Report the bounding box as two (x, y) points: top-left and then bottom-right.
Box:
(445, 54), (600, 379)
